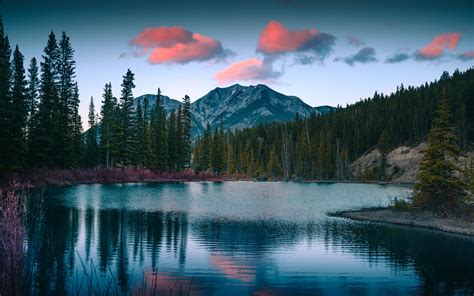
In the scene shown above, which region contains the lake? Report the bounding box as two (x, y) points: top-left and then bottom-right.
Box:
(29, 182), (474, 295)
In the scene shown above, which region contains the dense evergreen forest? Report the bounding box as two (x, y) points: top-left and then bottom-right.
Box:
(193, 68), (474, 180)
(0, 17), (193, 174)
(1, 16), (473, 182)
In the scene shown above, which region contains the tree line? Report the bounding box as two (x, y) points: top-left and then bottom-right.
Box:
(86, 80), (193, 170)
(193, 68), (474, 180)
(0, 17), (192, 173)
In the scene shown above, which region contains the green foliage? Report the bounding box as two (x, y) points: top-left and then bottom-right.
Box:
(192, 69), (474, 181)
(391, 197), (412, 212)
(412, 95), (467, 216)
(118, 69), (137, 166)
(0, 17), (13, 172)
(85, 97), (98, 167)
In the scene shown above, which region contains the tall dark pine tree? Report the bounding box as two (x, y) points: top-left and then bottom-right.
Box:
(196, 123), (212, 172)
(59, 32), (80, 167)
(26, 57), (39, 132)
(119, 69), (136, 166)
(85, 97), (98, 167)
(135, 100), (145, 166)
(29, 32), (59, 168)
(413, 95), (466, 216)
(10, 45), (28, 169)
(175, 105), (184, 170)
(167, 111), (177, 170)
(71, 82), (83, 164)
(0, 16), (12, 172)
(181, 95), (192, 168)
(99, 82), (116, 168)
(154, 88), (168, 170)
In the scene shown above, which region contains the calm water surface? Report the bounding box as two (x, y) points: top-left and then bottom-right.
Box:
(30, 182), (474, 295)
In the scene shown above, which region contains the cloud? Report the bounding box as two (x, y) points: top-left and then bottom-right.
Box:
(335, 47), (377, 66)
(257, 20), (335, 63)
(415, 32), (461, 60)
(457, 50), (474, 61)
(346, 35), (365, 47)
(129, 26), (232, 64)
(385, 50), (410, 64)
(214, 57), (282, 84)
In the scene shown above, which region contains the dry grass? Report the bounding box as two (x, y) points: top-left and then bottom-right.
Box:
(19, 167), (222, 187)
(0, 180), (25, 296)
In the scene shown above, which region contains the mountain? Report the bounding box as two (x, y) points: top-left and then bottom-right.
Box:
(134, 84), (324, 137)
(314, 105), (336, 114)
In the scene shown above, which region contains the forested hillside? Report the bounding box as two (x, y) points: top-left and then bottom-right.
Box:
(193, 69), (474, 180)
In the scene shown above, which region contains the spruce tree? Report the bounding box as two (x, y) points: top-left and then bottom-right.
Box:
(119, 69), (136, 166)
(26, 57), (39, 132)
(413, 96), (467, 216)
(99, 83), (116, 168)
(135, 100), (146, 166)
(211, 127), (225, 175)
(378, 129), (390, 181)
(57, 32), (77, 166)
(196, 123), (212, 171)
(154, 89), (168, 170)
(29, 32), (60, 168)
(181, 95), (192, 168)
(10, 45), (28, 169)
(267, 144), (282, 178)
(85, 97), (98, 167)
(176, 105), (184, 170)
(0, 16), (12, 172)
(167, 111), (177, 170)
(71, 82), (83, 165)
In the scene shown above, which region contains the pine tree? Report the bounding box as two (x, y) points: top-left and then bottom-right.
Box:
(99, 83), (115, 168)
(176, 105), (184, 170)
(10, 45), (28, 169)
(26, 57), (39, 133)
(119, 69), (136, 166)
(142, 97), (154, 167)
(29, 32), (59, 168)
(57, 31), (77, 167)
(71, 82), (83, 165)
(413, 96), (467, 216)
(378, 129), (390, 181)
(85, 97), (98, 167)
(181, 95), (192, 168)
(211, 127), (225, 175)
(267, 144), (282, 178)
(167, 111), (177, 170)
(196, 123), (212, 172)
(0, 16), (12, 172)
(135, 100), (146, 166)
(154, 89), (168, 170)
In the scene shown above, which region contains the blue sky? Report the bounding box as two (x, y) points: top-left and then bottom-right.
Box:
(2, 0), (473, 127)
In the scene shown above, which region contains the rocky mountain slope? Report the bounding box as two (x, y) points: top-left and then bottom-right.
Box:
(351, 143), (473, 183)
(134, 84), (323, 137)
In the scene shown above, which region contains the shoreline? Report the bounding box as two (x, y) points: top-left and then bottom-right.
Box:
(1, 167), (414, 189)
(334, 208), (474, 236)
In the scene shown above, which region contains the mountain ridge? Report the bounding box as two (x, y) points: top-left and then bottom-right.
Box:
(134, 84), (332, 137)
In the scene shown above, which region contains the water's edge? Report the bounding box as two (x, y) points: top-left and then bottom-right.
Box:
(334, 208), (474, 236)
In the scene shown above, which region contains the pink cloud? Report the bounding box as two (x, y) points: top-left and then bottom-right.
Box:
(458, 50), (474, 61)
(129, 26), (230, 64)
(258, 20), (319, 54)
(416, 32), (461, 60)
(256, 20), (335, 63)
(215, 57), (281, 84)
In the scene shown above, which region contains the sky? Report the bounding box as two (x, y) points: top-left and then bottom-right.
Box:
(1, 0), (474, 127)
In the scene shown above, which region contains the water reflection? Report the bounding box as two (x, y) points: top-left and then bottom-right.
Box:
(25, 183), (474, 295)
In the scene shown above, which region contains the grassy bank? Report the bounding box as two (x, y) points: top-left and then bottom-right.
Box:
(7, 167), (231, 188)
